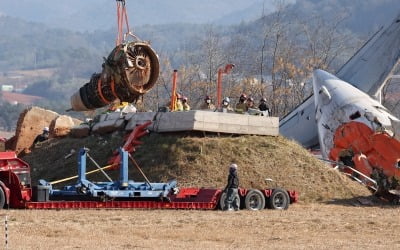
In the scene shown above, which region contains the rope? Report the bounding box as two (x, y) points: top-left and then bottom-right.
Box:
(50, 164), (114, 185)
(116, 0), (131, 45)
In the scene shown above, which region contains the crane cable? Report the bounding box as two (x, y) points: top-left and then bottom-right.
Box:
(116, 0), (131, 45)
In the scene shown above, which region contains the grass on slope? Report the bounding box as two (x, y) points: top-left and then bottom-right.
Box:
(22, 132), (371, 203)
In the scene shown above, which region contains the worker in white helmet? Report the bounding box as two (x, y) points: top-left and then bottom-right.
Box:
(224, 163), (240, 211)
(33, 127), (50, 146)
(219, 97), (233, 113)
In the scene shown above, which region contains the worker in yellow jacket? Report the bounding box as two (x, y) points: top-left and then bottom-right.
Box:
(182, 96), (190, 111)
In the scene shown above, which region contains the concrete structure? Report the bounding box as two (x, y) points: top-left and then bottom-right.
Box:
(72, 111), (278, 137)
(50, 115), (82, 137)
(123, 110), (278, 135)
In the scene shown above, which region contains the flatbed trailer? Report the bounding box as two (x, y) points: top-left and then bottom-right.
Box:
(0, 121), (298, 211)
(24, 187), (298, 210)
(0, 151), (298, 211)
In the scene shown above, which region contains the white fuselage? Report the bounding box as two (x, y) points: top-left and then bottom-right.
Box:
(312, 69), (399, 159)
(280, 12), (400, 148)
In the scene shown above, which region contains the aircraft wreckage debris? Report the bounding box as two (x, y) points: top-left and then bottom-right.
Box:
(70, 41), (159, 111)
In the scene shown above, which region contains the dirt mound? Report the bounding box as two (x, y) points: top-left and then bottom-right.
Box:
(21, 131), (371, 203)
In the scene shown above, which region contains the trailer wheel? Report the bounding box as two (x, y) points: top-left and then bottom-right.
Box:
(0, 188), (5, 209)
(244, 189), (265, 210)
(219, 191), (240, 210)
(268, 188), (289, 210)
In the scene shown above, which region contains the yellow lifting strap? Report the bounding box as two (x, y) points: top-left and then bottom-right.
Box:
(49, 164), (114, 185)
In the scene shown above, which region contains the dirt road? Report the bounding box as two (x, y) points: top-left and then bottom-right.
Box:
(1, 203), (399, 249)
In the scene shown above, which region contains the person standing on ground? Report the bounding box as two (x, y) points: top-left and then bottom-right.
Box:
(224, 163), (240, 211)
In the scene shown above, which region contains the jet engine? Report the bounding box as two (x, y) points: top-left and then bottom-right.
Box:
(70, 41), (159, 111)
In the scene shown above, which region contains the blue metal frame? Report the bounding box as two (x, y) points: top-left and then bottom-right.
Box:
(44, 148), (177, 200)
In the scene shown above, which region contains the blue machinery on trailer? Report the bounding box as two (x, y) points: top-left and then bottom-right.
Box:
(39, 148), (178, 201)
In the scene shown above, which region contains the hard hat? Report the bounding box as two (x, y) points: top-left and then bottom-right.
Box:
(260, 97), (267, 102)
(176, 93), (182, 99)
(247, 97), (254, 102)
(43, 127), (49, 132)
(240, 93), (247, 99)
(223, 97), (230, 103)
(182, 96), (188, 101)
(229, 163), (238, 169)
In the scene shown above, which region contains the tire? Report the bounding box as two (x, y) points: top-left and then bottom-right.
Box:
(268, 188), (289, 210)
(244, 189), (266, 210)
(219, 190), (240, 210)
(0, 187), (5, 209)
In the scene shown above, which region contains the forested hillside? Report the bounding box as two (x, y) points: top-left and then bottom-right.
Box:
(0, 16), (104, 72)
(1, 0), (399, 132)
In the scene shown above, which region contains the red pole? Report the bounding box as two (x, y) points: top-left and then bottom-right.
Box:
(217, 69), (223, 110)
(216, 64), (234, 110)
(170, 70), (178, 111)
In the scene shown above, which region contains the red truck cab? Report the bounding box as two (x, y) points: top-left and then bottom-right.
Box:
(0, 151), (32, 208)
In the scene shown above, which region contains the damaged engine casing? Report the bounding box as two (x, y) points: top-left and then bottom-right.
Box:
(70, 41), (159, 111)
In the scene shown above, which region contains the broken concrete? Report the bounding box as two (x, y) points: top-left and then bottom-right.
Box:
(124, 111), (278, 135)
(11, 107), (59, 154)
(8, 106), (83, 155)
(92, 118), (125, 134)
(50, 115), (82, 137)
(68, 110), (279, 138)
(69, 124), (91, 138)
(125, 112), (156, 130)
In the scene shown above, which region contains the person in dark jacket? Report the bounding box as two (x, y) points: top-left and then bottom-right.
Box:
(224, 163), (240, 211)
(33, 127), (49, 146)
(258, 97), (270, 116)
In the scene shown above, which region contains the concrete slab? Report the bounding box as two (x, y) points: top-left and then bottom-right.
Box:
(92, 119), (125, 134)
(51, 115), (82, 137)
(70, 125), (90, 138)
(124, 111), (278, 136)
(125, 112), (156, 131)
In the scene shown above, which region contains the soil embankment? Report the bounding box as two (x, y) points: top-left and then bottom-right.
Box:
(22, 132), (371, 203)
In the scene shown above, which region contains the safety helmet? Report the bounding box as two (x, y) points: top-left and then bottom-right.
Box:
(176, 93), (182, 99)
(260, 97), (267, 102)
(247, 97), (254, 102)
(223, 97), (230, 103)
(239, 93), (247, 102)
(229, 163), (238, 170)
(182, 96), (188, 102)
(43, 127), (49, 132)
